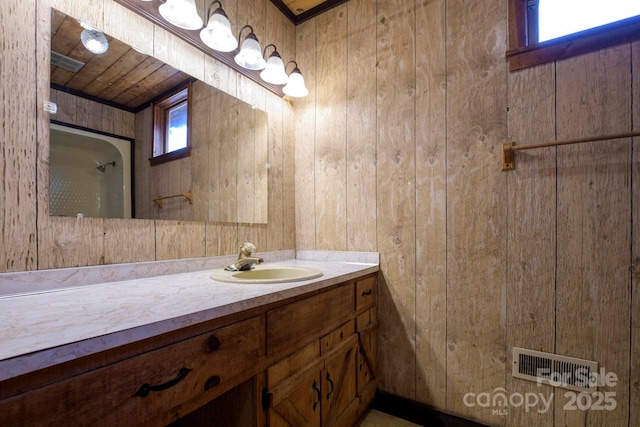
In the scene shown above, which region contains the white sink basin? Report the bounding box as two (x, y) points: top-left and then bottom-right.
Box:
(210, 265), (323, 284)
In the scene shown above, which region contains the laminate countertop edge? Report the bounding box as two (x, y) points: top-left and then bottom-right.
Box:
(0, 257), (378, 382)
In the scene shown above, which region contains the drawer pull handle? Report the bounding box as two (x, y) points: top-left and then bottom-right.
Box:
(325, 372), (334, 400)
(206, 335), (221, 352)
(134, 367), (192, 398)
(361, 289), (373, 296)
(204, 375), (221, 391)
(312, 380), (321, 411)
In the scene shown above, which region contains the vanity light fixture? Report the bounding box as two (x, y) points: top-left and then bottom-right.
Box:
(200, 1), (237, 52)
(234, 25), (266, 71)
(79, 21), (109, 54)
(282, 61), (308, 97)
(259, 44), (288, 85)
(159, 0), (203, 30)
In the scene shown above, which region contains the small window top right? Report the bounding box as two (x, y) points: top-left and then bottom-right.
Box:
(507, 0), (640, 71)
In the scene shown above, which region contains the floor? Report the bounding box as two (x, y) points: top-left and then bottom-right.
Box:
(357, 410), (421, 427)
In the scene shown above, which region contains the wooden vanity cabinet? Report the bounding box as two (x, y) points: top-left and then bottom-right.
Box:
(263, 273), (378, 427)
(0, 272), (378, 427)
(0, 316), (265, 427)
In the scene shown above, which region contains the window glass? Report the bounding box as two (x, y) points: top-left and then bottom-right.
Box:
(538, 0), (640, 42)
(166, 101), (188, 153)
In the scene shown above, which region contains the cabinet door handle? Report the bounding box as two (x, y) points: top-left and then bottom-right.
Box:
(325, 372), (334, 400)
(361, 289), (372, 296)
(312, 379), (321, 411)
(133, 367), (192, 397)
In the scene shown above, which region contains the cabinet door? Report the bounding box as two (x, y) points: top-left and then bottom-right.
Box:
(268, 364), (322, 427)
(356, 307), (377, 414)
(321, 335), (359, 427)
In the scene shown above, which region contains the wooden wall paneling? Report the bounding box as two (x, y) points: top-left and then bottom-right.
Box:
(293, 18), (316, 250)
(180, 153), (194, 221)
(281, 15), (296, 250)
(191, 81), (211, 222)
(49, 0), (104, 32)
(100, 105), (116, 135)
(53, 90), (77, 124)
(103, 218), (155, 264)
(36, 0), (52, 271)
(76, 97), (103, 130)
(255, 98), (270, 229)
(38, 216), (106, 268)
(375, 0), (416, 399)
(265, 2), (284, 251)
(314, 5), (347, 251)
(103, 0), (154, 57)
(237, 101), (257, 223)
(219, 90), (239, 222)
(345, 0), (376, 253)
(631, 40), (640, 427)
(445, 1), (508, 423)
(282, 98), (296, 249)
(414, 0), (447, 409)
(134, 108), (153, 219)
(555, 46), (632, 427)
(206, 222), (239, 257)
(153, 26), (205, 82)
(505, 63), (556, 426)
(1, 0), (38, 273)
(155, 220), (206, 260)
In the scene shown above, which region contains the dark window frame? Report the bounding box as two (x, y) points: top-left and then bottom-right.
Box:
(507, 0), (640, 71)
(150, 82), (192, 167)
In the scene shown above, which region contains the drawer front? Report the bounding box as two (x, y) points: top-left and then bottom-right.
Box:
(355, 275), (377, 312)
(267, 284), (354, 357)
(320, 320), (355, 356)
(0, 316), (264, 427)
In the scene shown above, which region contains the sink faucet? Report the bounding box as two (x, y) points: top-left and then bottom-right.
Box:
(225, 242), (264, 271)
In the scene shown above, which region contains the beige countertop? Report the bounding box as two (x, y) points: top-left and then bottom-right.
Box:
(0, 251), (378, 382)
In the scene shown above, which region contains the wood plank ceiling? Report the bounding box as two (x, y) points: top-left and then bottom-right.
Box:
(270, 0), (348, 24)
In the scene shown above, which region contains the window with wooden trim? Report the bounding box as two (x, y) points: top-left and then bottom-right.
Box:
(507, 0), (640, 71)
(150, 83), (192, 166)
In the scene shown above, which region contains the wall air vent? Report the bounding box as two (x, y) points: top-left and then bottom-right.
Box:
(51, 50), (85, 73)
(512, 347), (598, 392)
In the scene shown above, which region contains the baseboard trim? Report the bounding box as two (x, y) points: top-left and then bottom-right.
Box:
(372, 390), (489, 427)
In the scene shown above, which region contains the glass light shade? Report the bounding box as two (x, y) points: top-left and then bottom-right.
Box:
(283, 69), (308, 97)
(200, 12), (237, 52)
(81, 29), (109, 54)
(234, 36), (266, 70)
(159, 0), (203, 30)
(260, 53), (288, 85)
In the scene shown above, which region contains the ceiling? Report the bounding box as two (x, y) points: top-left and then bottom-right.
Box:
(270, 0), (348, 24)
(50, 9), (191, 112)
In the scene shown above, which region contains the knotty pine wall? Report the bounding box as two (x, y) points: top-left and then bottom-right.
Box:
(1, 0), (295, 271)
(294, 0), (639, 426)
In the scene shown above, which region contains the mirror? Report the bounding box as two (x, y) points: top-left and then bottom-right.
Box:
(49, 9), (268, 223)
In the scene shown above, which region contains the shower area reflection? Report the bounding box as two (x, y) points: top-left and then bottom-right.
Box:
(49, 123), (132, 218)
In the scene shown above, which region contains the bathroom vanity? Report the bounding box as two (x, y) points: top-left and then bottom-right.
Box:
(0, 255), (378, 426)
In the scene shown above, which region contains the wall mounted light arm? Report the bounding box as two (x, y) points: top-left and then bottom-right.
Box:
(200, 0), (237, 52)
(283, 61), (308, 97)
(259, 44), (288, 85)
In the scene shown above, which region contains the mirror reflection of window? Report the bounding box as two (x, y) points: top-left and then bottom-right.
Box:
(152, 84), (191, 164)
(167, 102), (188, 152)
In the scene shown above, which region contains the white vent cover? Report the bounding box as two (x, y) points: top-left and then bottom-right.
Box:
(51, 50), (85, 73)
(512, 347), (598, 392)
